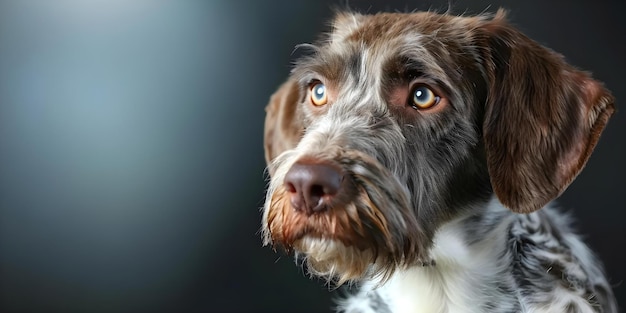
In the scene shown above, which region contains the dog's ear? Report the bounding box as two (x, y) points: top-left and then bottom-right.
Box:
(479, 10), (615, 213)
(264, 78), (304, 171)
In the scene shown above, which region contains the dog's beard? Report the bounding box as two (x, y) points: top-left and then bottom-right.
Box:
(262, 149), (428, 285)
(293, 237), (376, 285)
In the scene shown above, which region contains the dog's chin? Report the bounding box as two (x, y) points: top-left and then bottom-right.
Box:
(293, 236), (378, 285)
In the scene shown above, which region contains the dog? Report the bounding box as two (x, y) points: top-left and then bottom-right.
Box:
(261, 9), (617, 313)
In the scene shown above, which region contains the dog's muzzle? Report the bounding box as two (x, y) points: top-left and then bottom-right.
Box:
(263, 148), (429, 282)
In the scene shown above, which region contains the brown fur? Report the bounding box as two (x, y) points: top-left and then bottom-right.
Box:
(261, 8), (616, 311)
(265, 9), (614, 214)
(479, 11), (615, 213)
(263, 79), (303, 171)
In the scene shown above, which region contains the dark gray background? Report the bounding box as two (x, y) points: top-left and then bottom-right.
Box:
(0, 1), (623, 312)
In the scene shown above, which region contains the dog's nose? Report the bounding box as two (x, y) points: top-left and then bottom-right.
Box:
(284, 162), (342, 215)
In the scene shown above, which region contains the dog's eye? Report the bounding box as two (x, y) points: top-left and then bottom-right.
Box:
(411, 85), (440, 109)
(310, 83), (328, 106)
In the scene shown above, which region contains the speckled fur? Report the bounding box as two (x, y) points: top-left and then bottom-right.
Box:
(262, 9), (617, 313)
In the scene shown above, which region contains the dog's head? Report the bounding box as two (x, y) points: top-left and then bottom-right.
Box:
(262, 10), (614, 284)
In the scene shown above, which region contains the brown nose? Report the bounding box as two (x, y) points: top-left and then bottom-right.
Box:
(283, 162), (342, 215)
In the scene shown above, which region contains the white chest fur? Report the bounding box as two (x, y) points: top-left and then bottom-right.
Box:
(345, 204), (516, 313)
(377, 222), (509, 313)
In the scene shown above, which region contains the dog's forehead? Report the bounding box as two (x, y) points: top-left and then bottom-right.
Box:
(333, 12), (436, 45)
(330, 12), (481, 47)
(296, 12), (485, 87)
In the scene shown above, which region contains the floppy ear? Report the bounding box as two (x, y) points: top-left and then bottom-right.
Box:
(480, 10), (615, 213)
(264, 78), (304, 172)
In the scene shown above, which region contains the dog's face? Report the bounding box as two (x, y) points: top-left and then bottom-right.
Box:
(262, 10), (614, 284)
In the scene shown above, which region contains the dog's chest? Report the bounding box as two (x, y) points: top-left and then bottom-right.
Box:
(377, 229), (504, 313)
(340, 215), (516, 313)
(377, 267), (479, 313)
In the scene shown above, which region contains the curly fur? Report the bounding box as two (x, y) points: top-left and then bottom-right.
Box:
(262, 9), (617, 313)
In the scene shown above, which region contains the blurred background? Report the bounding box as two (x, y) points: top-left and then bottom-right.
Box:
(0, 0), (623, 312)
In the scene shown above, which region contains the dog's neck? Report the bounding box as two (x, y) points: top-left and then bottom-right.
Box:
(338, 197), (610, 313)
(338, 198), (514, 313)
(392, 200), (515, 313)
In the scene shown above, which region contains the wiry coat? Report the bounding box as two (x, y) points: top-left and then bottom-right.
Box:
(262, 9), (617, 313)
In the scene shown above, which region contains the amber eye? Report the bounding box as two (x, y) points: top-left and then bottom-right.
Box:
(411, 85), (440, 109)
(310, 82), (328, 106)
